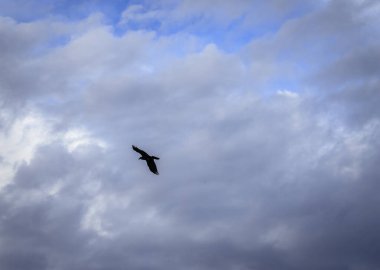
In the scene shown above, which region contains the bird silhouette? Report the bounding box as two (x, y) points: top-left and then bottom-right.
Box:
(132, 145), (160, 175)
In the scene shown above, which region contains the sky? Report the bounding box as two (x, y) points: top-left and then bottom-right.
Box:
(0, 0), (380, 269)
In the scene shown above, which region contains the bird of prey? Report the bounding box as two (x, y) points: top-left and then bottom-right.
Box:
(132, 145), (160, 175)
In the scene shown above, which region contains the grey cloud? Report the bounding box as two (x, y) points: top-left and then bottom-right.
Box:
(2, 88), (380, 270)
(0, 143), (111, 269)
(1, 1), (380, 270)
(0, 15), (103, 109)
(244, 0), (372, 75)
(244, 0), (380, 125)
(312, 45), (380, 126)
(314, 46), (380, 87)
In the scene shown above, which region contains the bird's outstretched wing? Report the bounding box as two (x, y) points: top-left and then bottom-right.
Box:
(132, 145), (148, 157)
(147, 159), (159, 175)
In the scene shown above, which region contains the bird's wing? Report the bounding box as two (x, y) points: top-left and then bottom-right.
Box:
(132, 145), (149, 157)
(147, 159), (159, 175)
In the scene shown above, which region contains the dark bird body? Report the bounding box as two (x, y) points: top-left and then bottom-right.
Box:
(132, 145), (160, 175)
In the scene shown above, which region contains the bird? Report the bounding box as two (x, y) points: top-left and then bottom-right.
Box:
(132, 145), (160, 175)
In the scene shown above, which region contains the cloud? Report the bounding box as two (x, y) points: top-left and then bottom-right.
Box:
(0, 1), (379, 269)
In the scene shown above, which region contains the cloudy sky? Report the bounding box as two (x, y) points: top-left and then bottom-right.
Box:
(1, 0), (380, 269)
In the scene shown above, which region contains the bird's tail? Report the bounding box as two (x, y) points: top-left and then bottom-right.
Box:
(152, 156), (160, 160)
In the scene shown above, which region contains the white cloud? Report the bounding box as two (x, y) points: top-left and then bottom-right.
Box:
(63, 128), (108, 153)
(81, 194), (113, 238)
(120, 4), (163, 26)
(0, 110), (107, 188)
(0, 112), (52, 187)
(277, 89), (299, 98)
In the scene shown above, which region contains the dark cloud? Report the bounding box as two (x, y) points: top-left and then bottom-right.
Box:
(0, 1), (379, 269)
(312, 45), (380, 126)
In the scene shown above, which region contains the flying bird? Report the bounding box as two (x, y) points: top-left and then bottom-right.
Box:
(132, 145), (160, 175)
